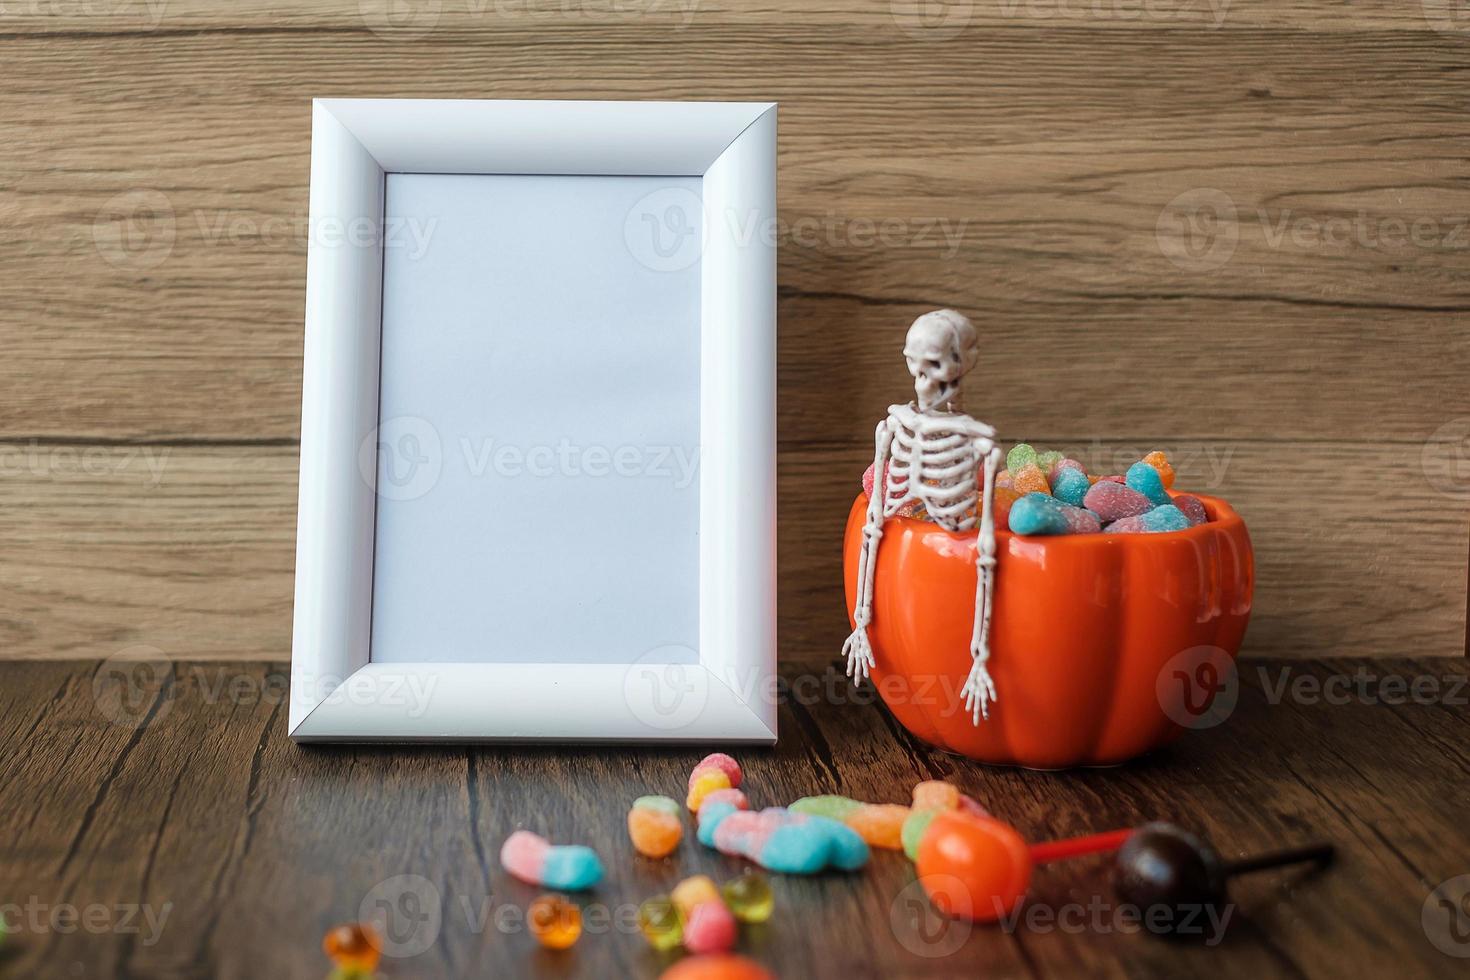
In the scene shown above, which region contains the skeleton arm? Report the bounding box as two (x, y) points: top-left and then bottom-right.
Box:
(843, 418), (894, 685)
(961, 438), (1004, 724)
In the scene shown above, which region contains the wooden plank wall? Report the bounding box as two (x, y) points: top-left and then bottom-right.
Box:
(1, 1), (1467, 664)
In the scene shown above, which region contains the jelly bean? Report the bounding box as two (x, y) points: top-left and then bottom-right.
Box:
(790, 795), (909, 849)
(638, 894), (685, 951)
(1082, 480), (1153, 521)
(1035, 449), (1064, 473)
(915, 812), (1033, 923)
(1005, 444), (1038, 473)
(698, 803), (870, 873)
(1060, 503), (1102, 535)
(1051, 466), (1091, 507)
(1143, 450), (1176, 489)
(500, 831), (604, 890)
(721, 872), (775, 924)
(659, 954), (776, 980)
(1173, 493), (1209, 526)
(323, 923), (381, 972)
(673, 875), (738, 955)
(1125, 461), (1171, 506)
(1011, 463), (1050, 496)
(628, 795), (683, 858)
(528, 894), (582, 950)
(687, 753), (743, 812)
(1007, 492), (1069, 535)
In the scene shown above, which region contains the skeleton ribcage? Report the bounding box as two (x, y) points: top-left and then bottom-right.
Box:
(883, 422), (981, 532)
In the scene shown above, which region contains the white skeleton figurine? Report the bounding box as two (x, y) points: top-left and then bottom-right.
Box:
(842, 309), (1004, 725)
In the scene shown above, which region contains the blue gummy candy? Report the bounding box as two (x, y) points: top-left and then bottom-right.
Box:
(542, 845), (604, 890)
(1140, 504), (1190, 532)
(1007, 492), (1069, 535)
(761, 816), (870, 874)
(1125, 461), (1171, 506)
(696, 801), (738, 847)
(1051, 466), (1091, 507)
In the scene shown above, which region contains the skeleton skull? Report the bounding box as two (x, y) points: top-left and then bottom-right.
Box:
(903, 309), (978, 412)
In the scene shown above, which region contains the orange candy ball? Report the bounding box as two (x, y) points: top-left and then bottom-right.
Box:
(528, 894), (582, 950)
(323, 923), (382, 971)
(915, 812), (1033, 923)
(659, 954), (776, 980)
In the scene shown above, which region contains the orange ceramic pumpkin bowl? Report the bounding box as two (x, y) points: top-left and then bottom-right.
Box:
(842, 491), (1253, 769)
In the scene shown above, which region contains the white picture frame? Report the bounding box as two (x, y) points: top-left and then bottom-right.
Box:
(289, 99), (777, 744)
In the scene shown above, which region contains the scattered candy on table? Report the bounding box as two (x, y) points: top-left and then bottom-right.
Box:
(860, 445), (1216, 537)
(901, 780), (989, 860)
(322, 923), (381, 973)
(788, 794), (910, 850)
(628, 795), (684, 858)
(687, 753), (743, 812)
(720, 872), (774, 924)
(672, 875), (739, 954)
(698, 799), (870, 874)
(528, 894), (583, 950)
(500, 830), (605, 890)
(658, 954), (776, 980)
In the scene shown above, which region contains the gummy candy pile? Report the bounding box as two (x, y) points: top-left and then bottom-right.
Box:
(864, 445), (1212, 536)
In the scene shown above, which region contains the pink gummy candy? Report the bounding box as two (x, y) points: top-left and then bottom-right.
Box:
(1099, 475), (1126, 484)
(689, 753), (742, 792)
(1060, 504), (1102, 534)
(1083, 481), (1154, 521)
(1104, 515), (1148, 533)
(683, 900), (738, 955)
(1173, 494), (1209, 526)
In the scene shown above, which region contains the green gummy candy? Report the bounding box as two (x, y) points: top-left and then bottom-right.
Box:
(1006, 444), (1038, 473)
(1035, 450), (1064, 472)
(901, 808), (940, 860)
(789, 795), (862, 821)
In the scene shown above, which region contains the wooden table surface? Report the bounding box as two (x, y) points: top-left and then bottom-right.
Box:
(3, 656), (1466, 979)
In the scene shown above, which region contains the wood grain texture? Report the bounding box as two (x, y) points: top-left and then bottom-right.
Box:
(1, 441), (1463, 663)
(0, 2), (1466, 660)
(0, 657), (1466, 978)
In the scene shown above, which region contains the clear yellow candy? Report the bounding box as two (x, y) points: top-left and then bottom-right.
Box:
(638, 894), (684, 951)
(720, 872), (774, 924)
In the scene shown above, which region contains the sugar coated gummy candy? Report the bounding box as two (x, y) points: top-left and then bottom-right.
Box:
(721, 872), (775, 924)
(687, 753), (743, 812)
(789, 795), (909, 850)
(1006, 444), (1038, 473)
(1007, 493), (1069, 536)
(1125, 460), (1172, 506)
(1047, 457), (1085, 482)
(323, 923), (381, 972)
(698, 801), (869, 874)
(993, 486), (1021, 528)
(1172, 494), (1209, 526)
(1108, 504), (1190, 534)
(1050, 465), (1090, 507)
(1060, 503), (1102, 534)
(528, 894), (582, 950)
(1083, 480), (1153, 522)
(1035, 449), (1064, 473)
(637, 894), (685, 951)
(500, 830), (604, 890)
(628, 795), (683, 858)
(1143, 450), (1176, 489)
(1011, 463), (1050, 496)
(659, 954), (776, 980)
(672, 875), (738, 955)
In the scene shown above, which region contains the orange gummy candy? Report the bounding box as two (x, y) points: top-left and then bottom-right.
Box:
(323, 923), (381, 971)
(1012, 463), (1050, 496)
(628, 797), (684, 858)
(1143, 451), (1175, 489)
(911, 779), (961, 811)
(993, 486), (1021, 527)
(847, 804), (909, 850)
(528, 894), (583, 950)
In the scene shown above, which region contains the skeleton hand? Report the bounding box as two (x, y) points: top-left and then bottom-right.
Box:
(842, 625), (876, 686)
(960, 651), (997, 725)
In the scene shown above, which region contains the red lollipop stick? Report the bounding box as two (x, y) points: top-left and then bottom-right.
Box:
(1029, 828), (1134, 864)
